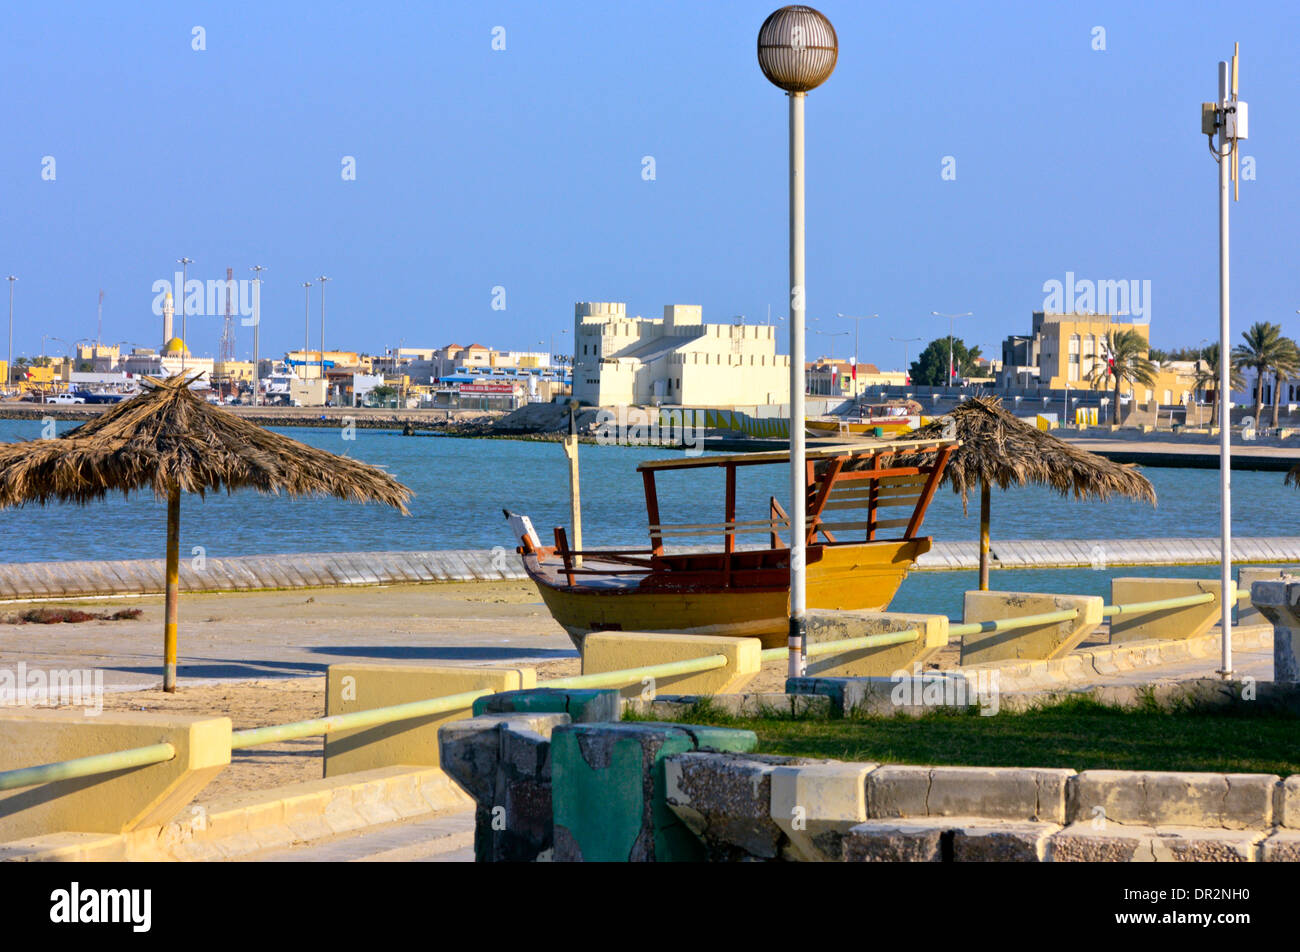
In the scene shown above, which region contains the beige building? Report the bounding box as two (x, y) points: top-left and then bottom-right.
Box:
(572, 302), (789, 407)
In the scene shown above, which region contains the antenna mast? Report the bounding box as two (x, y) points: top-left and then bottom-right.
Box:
(220, 267), (236, 363)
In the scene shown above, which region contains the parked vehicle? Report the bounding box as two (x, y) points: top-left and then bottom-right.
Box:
(47, 393), (86, 405)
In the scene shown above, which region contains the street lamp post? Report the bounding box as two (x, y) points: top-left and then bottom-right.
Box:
(318, 276), (331, 404)
(177, 258), (193, 370)
(890, 335), (922, 382)
(250, 266), (267, 406)
(301, 282), (312, 382)
(836, 313), (876, 398)
(758, 4), (838, 680)
(931, 310), (972, 388)
(5, 275), (15, 390)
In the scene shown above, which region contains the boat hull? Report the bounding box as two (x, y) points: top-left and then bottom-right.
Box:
(526, 539), (929, 650)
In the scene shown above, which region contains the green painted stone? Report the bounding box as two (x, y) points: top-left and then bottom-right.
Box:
(473, 688), (620, 723)
(551, 722), (757, 862)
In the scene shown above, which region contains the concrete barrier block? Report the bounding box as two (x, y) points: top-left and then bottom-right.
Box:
(770, 762), (874, 861)
(1051, 822), (1157, 862)
(866, 765), (1073, 822)
(843, 818), (945, 862)
(1109, 578), (1232, 643)
(551, 722), (757, 862)
(959, 591), (1103, 665)
(1262, 830), (1300, 862)
(0, 710), (230, 840)
(580, 632), (761, 697)
(1249, 579), (1300, 682)
(1071, 770), (1279, 829)
(1237, 567), (1300, 624)
(323, 663), (535, 777)
(953, 820), (1060, 861)
(1282, 776), (1300, 829)
(803, 610), (949, 678)
(664, 752), (796, 861)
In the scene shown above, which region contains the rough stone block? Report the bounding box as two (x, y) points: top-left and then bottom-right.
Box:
(1050, 822), (1157, 862)
(550, 722), (757, 862)
(1147, 828), (1264, 862)
(664, 752), (799, 861)
(843, 819), (945, 862)
(1071, 770), (1279, 829)
(1282, 775), (1300, 829)
(952, 820), (1060, 861)
(1261, 830), (1300, 862)
(866, 765), (1072, 823)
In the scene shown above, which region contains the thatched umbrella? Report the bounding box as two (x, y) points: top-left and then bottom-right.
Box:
(893, 396), (1155, 589)
(0, 374), (411, 691)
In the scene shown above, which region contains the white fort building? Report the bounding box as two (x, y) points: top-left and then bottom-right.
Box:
(572, 303), (790, 407)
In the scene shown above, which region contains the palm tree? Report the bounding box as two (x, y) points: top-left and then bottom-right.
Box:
(1271, 338), (1300, 429)
(1232, 322), (1291, 424)
(1094, 330), (1157, 424)
(1192, 342), (1245, 428)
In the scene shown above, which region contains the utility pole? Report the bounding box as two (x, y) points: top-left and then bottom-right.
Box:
(891, 336), (921, 382)
(837, 312), (877, 399)
(1203, 44), (1247, 679)
(302, 282), (312, 382)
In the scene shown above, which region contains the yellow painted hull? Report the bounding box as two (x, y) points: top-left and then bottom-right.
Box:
(526, 539), (928, 650)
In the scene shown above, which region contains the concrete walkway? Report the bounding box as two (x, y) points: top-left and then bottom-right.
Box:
(246, 811), (475, 862)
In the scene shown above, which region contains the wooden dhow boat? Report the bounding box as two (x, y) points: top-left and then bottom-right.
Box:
(507, 438), (957, 650)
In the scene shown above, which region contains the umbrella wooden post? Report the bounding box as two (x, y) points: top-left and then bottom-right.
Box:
(978, 481), (991, 591)
(163, 484), (180, 692)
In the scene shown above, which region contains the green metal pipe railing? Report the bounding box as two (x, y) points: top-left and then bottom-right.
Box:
(0, 742), (175, 793)
(541, 653), (728, 690)
(0, 586), (1235, 784)
(1101, 592), (1215, 617)
(759, 627), (920, 663)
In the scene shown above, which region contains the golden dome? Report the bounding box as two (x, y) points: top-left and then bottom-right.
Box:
(163, 337), (188, 355)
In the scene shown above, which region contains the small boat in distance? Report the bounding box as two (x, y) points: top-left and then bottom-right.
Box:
(507, 437), (957, 649)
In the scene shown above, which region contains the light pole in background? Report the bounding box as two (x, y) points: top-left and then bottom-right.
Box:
(890, 336), (922, 382)
(6, 275), (15, 390)
(757, 4), (838, 679)
(177, 258), (193, 370)
(250, 266), (267, 405)
(931, 310), (972, 388)
(837, 312), (876, 399)
(301, 282), (312, 382)
(318, 276), (331, 404)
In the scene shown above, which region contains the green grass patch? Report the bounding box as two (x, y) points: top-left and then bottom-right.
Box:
(626, 697), (1300, 775)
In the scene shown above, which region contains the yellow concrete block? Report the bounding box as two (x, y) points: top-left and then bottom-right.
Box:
(960, 592), (1103, 665)
(323, 664), (535, 777)
(1109, 578), (1233, 643)
(581, 632), (761, 697)
(805, 610), (948, 677)
(0, 710), (230, 841)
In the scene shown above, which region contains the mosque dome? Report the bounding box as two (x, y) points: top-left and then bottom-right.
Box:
(162, 337), (188, 355)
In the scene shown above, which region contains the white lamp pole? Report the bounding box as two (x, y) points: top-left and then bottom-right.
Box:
(1205, 45), (1246, 678)
(177, 257), (193, 371)
(302, 282), (312, 382)
(318, 276), (331, 403)
(5, 275), (15, 390)
(758, 5), (838, 679)
(250, 266), (267, 405)
(931, 310), (972, 388)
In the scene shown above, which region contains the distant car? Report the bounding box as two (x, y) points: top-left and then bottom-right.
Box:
(47, 393), (86, 405)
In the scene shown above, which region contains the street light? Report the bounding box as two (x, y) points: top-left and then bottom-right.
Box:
(318, 276), (331, 404)
(301, 282), (313, 382)
(177, 258), (193, 370)
(250, 266), (267, 406)
(758, 3), (838, 679)
(890, 336), (922, 382)
(837, 312), (876, 398)
(931, 310), (972, 388)
(5, 275), (15, 390)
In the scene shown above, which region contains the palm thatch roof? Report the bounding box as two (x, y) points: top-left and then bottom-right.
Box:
(0, 374), (411, 511)
(891, 395), (1155, 511)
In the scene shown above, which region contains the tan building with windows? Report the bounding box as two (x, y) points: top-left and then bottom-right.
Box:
(572, 302), (789, 407)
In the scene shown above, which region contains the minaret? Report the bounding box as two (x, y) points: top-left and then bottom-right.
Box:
(162, 291), (174, 344)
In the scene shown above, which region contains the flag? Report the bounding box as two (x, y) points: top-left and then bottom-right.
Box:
(850, 356), (857, 381)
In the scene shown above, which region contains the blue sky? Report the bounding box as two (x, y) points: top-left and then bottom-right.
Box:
(2, 0), (1297, 371)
